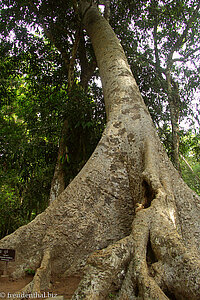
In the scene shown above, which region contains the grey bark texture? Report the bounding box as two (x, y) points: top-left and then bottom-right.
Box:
(0, 2), (200, 299)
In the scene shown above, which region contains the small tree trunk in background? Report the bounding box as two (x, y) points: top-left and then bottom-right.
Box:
(49, 30), (97, 204)
(166, 71), (181, 174)
(49, 120), (68, 203)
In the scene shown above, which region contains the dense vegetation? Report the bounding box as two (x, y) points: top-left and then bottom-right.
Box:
(0, 0), (199, 238)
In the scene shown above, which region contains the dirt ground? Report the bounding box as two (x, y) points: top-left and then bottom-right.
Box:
(0, 275), (81, 299)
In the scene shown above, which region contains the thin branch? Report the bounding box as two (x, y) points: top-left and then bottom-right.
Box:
(28, 0), (70, 69)
(79, 32), (97, 90)
(72, 0), (80, 17)
(167, 1), (200, 63)
(152, 1), (161, 71)
(68, 28), (81, 91)
(104, 0), (110, 21)
(171, 46), (200, 63)
(153, 22), (160, 68)
(180, 154), (200, 183)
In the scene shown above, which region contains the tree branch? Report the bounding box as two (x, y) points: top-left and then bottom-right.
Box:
(68, 28), (81, 91)
(152, 1), (161, 71)
(167, 1), (200, 63)
(79, 32), (97, 90)
(28, 0), (70, 70)
(180, 154), (200, 183)
(171, 46), (200, 63)
(104, 0), (110, 21)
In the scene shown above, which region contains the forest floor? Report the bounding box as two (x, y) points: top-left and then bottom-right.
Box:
(0, 275), (81, 299)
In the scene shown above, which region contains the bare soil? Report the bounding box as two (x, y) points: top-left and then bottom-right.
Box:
(0, 275), (81, 299)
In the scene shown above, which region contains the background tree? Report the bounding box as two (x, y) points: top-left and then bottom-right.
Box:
(0, 23), (105, 236)
(0, 0), (105, 235)
(180, 129), (200, 194)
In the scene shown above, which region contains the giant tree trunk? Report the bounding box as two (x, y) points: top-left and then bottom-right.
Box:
(0, 2), (200, 299)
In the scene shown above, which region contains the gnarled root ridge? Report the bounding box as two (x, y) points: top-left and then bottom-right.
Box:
(71, 236), (134, 299)
(72, 137), (200, 299)
(0, 118), (199, 299)
(20, 249), (51, 294)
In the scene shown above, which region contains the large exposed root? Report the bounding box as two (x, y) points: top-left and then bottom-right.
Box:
(119, 138), (200, 299)
(116, 138), (174, 298)
(71, 236), (134, 299)
(72, 136), (200, 299)
(150, 203), (200, 300)
(20, 248), (51, 293)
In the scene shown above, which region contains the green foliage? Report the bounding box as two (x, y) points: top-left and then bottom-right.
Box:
(108, 293), (116, 298)
(180, 130), (200, 160)
(0, 31), (105, 238)
(111, 0), (200, 152)
(181, 157), (200, 196)
(60, 84), (105, 185)
(0, 97), (57, 238)
(25, 268), (35, 276)
(0, 39), (65, 237)
(0, 180), (25, 238)
(180, 130), (200, 195)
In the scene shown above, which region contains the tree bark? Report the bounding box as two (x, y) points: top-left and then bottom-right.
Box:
(49, 120), (68, 203)
(0, 2), (200, 299)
